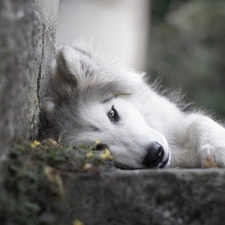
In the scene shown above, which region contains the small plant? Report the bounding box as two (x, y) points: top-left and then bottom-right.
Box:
(0, 139), (114, 225)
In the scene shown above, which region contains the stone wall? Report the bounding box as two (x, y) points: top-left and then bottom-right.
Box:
(60, 169), (225, 225)
(0, 0), (59, 160)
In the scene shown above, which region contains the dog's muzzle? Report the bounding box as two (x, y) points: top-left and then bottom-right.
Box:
(143, 142), (167, 168)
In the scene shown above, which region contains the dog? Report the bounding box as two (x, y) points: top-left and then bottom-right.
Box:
(42, 40), (225, 169)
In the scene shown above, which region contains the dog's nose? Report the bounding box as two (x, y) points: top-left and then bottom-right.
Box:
(143, 142), (164, 168)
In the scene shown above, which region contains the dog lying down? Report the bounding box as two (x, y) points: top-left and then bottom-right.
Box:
(42, 41), (225, 169)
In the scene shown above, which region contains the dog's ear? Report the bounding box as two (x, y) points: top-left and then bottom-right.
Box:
(55, 46), (80, 83)
(54, 46), (95, 84)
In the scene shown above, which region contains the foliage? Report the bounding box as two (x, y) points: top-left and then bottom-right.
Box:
(0, 140), (114, 225)
(149, 0), (225, 120)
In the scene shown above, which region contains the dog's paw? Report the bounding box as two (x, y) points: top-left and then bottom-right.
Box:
(199, 143), (225, 168)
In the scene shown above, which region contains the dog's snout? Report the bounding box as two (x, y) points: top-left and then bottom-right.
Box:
(143, 142), (164, 168)
(95, 143), (108, 151)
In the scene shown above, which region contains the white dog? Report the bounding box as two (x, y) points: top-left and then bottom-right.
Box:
(42, 41), (225, 169)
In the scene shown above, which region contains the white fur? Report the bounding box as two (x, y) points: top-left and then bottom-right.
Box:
(43, 41), (225, 169)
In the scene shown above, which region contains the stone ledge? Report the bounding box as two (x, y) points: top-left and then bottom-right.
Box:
(60, 169), (225, 225)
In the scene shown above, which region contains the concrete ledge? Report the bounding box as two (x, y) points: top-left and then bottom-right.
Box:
(61, 169), (225, 225)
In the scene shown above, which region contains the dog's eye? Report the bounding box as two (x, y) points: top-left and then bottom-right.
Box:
(108, 109), (115, 118)
(107, 106), (119, 122)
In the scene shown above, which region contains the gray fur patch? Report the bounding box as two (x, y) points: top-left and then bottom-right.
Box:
(90, 125), (101, 132)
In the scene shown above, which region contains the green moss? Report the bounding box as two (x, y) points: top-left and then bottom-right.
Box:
(0, 141), (114, 225)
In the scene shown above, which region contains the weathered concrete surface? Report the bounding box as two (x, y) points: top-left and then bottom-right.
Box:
(0, 0), (42, 158)
(0, 0), (59, 160)
(61, 169), (225, 225)
(34, 0), (59, 37)
(33, 0), (59, 102)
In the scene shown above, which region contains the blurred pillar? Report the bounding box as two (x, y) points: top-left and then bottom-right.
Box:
(0, 0), (59, 162)
(56, 0), (151, 71)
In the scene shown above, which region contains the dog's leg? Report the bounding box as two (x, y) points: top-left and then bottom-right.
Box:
(182, 114), (225, 167)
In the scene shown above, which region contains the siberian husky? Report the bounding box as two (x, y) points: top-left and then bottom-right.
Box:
(42, 41), (225, 169)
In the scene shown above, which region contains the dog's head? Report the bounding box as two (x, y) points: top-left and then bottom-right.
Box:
(42, 42), (171, 169)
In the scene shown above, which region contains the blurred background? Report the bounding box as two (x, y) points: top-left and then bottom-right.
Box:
(56, 0), (225, 120)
